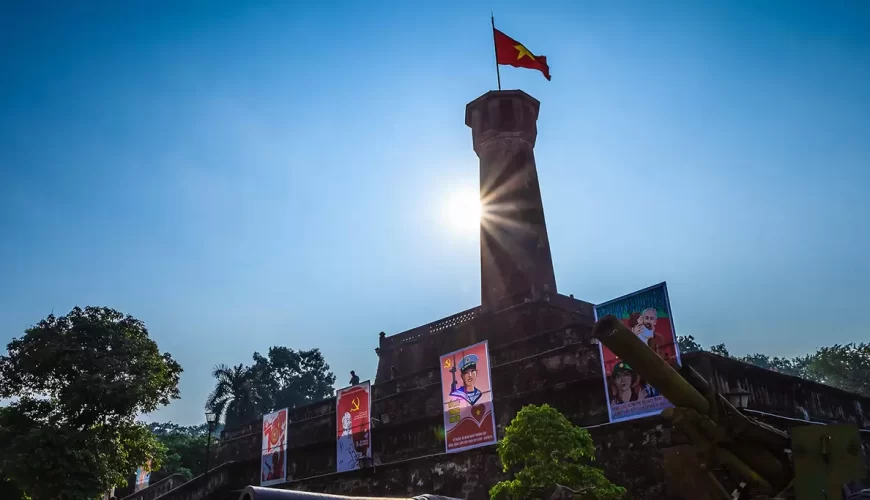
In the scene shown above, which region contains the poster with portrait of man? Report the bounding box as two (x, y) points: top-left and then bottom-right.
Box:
(335, 381), (372, 472)
(261, 408), (288, 486)
(594, 282), (682, 423)
(439, 340), (497, 453)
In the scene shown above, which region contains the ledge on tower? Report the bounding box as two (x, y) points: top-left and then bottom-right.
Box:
(465, 90), (541, 153)
(465, 89), (540, 126)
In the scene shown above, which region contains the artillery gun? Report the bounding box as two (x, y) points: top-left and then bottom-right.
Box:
(592, 314), (868, 500)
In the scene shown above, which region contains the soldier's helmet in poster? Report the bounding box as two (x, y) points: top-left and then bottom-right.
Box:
(449, 354), (482, 406)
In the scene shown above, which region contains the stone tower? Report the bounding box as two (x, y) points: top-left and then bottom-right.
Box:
(466, 90), (558, 311)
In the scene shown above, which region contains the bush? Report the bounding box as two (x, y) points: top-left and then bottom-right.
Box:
(489, 404), (625, 500)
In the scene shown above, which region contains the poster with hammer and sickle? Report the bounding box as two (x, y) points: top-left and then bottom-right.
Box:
(260, 408), (288, 486)
(440, 340), (497, 453)
(335, 381), (371, 472)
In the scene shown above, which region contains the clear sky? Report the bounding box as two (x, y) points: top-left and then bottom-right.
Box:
(1, 1), (868, 426)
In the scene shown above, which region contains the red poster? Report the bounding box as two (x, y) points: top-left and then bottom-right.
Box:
(594, 282), (682, 423)
(335, 381), (372, 472)
(439, 341), (497, 453)
(261, 408), (287, 486)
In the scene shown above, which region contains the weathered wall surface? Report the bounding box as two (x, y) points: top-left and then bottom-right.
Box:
(692, 353), (870, 428)
(217, 321), (605, 471)
(120, 474), (186, 500)
(288, 419), (672, 500)
(374, 299), (594, 383)
(170, 302), (870, 500)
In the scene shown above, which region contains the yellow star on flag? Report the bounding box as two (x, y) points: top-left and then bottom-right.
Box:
(514, 44), (535, 61)
(493, 27), (551, 81)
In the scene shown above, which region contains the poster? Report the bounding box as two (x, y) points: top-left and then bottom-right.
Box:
(260, 408), (288, 486)
(439, 341), (497, 453)
(134, 460), (151, 492)
(335, 381), (372, 472)
(594, 282), (682, 423)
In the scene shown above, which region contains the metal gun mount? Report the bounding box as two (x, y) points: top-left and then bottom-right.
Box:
(238, 487), (461, 500)
(591, 314), (867, 500)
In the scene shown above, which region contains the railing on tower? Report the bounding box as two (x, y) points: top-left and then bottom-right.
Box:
(379, 306), (481, 348)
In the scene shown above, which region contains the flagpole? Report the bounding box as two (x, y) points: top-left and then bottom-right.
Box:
(491, 12), (501, 91)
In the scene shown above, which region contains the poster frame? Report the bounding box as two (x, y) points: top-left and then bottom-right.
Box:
(594, 281), (682, 423)
(439, 340), (498, 454)
(260, 407), (288, 486)
(335, 380), (373, 472)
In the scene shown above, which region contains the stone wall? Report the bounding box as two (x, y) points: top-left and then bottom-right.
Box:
(375, 299), (594, 383)
(153, 461), (257, 500)
(183, 310), (870, 500)
(216, 322), (605, 470)
(178, 418), (672, 500)
(287, 418), (672, 500)
(692, 352), (870, 427)
(120, 474), (186, 500)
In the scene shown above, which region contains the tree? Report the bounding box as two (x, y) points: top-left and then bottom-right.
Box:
(709, 343), (730, 357)
(252, 347), (336, 410)
(147, 423), (221, 480)
(677, 335), (702, 354)
(205, 363), (264, 428)
(734, 353), (812, 379)
(0, 306), (181, 499)
(490, 404), (625, 500)
(805, 343), (870, 397)
(148, 422), (223, 439)
(0, 477), (27, 500)
(206, 347), (336, 427)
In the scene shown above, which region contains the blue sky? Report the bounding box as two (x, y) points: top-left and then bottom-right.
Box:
(1, 1), (868, 426)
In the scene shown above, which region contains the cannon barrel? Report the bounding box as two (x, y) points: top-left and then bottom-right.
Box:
(592, 314), (710, 415)
(238, 486), (462, 500)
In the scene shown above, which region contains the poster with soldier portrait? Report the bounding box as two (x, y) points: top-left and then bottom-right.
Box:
(261, 408), (288, 486)
(335, 381), (372, 472)
(439, 340), (497, 453)
(594, 282), (682, 423)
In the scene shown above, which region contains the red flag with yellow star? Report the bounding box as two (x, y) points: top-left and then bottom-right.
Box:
(493, 28), (551, 81)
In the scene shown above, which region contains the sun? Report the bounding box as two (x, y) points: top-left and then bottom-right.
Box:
(444, 188), (482, 233)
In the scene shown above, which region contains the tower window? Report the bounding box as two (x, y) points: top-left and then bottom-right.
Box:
(499, 99), (515, 128)
(480, 105), (489, 130)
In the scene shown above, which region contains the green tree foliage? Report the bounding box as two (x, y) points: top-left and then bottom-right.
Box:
(805, 344), (870, 397)
(253, 347), (336, 410)
(709, 343), (731, 357)
(206, 347), (336, 427)
(147, 423), (221, 480)
(0, 477), (28, 500)
(490, 404), (625, 500)
(675, 334), (870, 397)
(735, 353), (813, 379)
(206, 363), (264, 428)
(0, 306), (182, 500)
(677, 335), (702, 354)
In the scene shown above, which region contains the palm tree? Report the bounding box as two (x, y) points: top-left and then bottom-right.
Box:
(205, 363), (264, 428)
